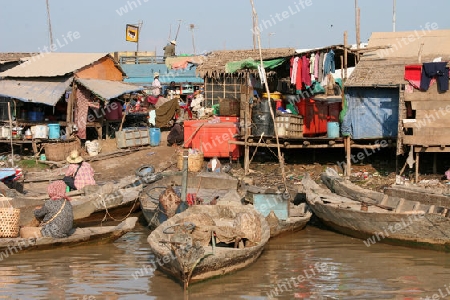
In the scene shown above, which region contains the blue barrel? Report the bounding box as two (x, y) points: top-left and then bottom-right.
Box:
(48, 123), (60, 139)
(327, 122), (340, 138)
(149, 127), (161, 146)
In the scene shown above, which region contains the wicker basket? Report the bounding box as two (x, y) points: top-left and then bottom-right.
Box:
(0, 197), (20, 238)
(177, 151), (204, 172)
(43, 140), (82, 161)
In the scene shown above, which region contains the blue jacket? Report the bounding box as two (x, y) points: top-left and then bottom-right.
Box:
(323, 49), (335, 76)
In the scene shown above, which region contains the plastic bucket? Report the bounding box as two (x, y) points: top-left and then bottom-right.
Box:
(32, 125), (48, 139)
(327, 122), (340, 138)
(48, 124), (60, 139)
(149, 128), (161, 146)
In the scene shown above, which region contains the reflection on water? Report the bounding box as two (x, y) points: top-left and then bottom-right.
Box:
(0, 220), (450, 299)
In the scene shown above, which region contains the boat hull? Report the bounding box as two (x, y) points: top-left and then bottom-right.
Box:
(0, 217), (138, 253)
(303, 175), (450, 252)
(147, 205), (270, 287)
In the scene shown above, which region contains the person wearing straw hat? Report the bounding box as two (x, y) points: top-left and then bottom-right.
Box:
(163, 40), (176, 60)
(63, 150), (95, 191)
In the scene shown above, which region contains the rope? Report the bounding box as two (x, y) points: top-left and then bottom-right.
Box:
(99, 190), (140, 225)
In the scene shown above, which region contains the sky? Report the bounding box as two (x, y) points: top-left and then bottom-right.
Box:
(1, 0), (449, 56)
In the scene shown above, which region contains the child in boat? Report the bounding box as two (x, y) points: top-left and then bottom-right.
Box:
(33, 180), (74, 238)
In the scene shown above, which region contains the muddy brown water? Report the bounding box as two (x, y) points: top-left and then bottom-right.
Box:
(1, 218), (449, 300)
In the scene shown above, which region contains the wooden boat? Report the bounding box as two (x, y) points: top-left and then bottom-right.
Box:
(140, 172), (240, 229)
(302, 169), (450, 251)
(243, 185), (312, 238)
(147, 204), (270, 289)
(15, 175), (143, 227)
(0, 217), (137, 253)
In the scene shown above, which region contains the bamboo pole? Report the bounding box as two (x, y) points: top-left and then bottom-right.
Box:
(7, 102), (14, 167)
(250, 0), (288, 193)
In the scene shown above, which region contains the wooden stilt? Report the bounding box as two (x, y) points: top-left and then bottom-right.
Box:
(243, 73), (250, 175)
(415, 152), (420, 183)
(346, 136), (351, 177)
(433, 153), (437, 174)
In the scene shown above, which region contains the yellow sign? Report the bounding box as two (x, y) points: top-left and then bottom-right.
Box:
(126, 24), (139, 42)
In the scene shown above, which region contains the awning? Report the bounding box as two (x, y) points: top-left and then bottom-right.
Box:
(0, 78), (72, 106)
(75, 78), (145, 100)
(225, 58), (286, 73)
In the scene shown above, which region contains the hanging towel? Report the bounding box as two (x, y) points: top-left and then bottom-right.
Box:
(404, 65), (422, 89)
(301, 56), (311, 87)
(314, 52), (320, 80)
(291, 57), (299, 84)
(296, 57), (303, 91)
(319, 52), (325, 82)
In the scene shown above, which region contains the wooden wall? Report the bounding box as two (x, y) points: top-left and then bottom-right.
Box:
(403, 81), (450, 149)
(76, 56), (123, 81)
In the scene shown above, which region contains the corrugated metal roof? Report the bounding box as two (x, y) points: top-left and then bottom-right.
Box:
(0, 53), (114, 78)
(346, 30), (450, 87)
(121, 63), (203, 84)
(0, 77), (72, 106)
(75, 78), (144, 100)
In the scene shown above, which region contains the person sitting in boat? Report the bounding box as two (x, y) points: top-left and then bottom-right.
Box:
(34, 180), (74, 238)
(63, 150), (95, 191)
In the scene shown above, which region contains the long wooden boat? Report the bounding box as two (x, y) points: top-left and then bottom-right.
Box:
(140, 172), (240, 229)
(0, 217), (137, 253)
(147, 205), (270, 289)
(14, 176), (143, 227)
(302, 170), (450, 252)
(243, 185), (312, 238)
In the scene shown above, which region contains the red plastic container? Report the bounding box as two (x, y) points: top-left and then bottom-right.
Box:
(184, 120), (241, 159)
(328, 101), (341, 122)
(315, 100), (328, 135)
(303, 99), (318, 137)
(296, 99), (306, 116)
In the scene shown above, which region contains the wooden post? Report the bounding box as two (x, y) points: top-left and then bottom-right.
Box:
(344, 31), (348, 80)
(66, 83), (76, 136)
(244, 72), (250, 175)
(415, 152), (420, 183)
(345, 136), (351, 177)
(433, 153), (437, 174)
(7, 102), (14, 167)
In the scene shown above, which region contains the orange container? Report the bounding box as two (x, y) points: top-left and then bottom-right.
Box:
(190, 122), (241, 159)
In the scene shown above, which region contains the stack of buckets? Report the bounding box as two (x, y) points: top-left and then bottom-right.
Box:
(48, 124), (60, 139)
(149, 128), (161, 146)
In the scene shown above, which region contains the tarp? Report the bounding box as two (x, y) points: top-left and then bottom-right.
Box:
(75, 78), (144, 100)
(341, 87), (399, 139)
(0, 77), (72, 106)
(225, 58), (286, 73)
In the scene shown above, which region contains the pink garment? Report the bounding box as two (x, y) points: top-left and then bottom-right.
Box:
(65, 162), (96, 190)
(76, 88), (99, 139)
(171, 58), (190, 69)
(291, 57), (299, 84)
(314, 52), (320, 80)
(301, 56), (311, 87)
(296, 58), (303, 91)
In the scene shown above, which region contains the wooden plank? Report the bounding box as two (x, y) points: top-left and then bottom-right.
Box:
(403, 135), (450, 146)
(415, 110), (450, 118)
(404, 83), (450, 101)
(403, 119), (450, 128)
(414, 146), (450, 153)
(411, 128), (450, 136)
(411, 100), (450, 110)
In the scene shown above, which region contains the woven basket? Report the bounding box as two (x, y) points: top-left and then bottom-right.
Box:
(0, 197), (20, 238)
(177, 151), (204, 172)
(43, 140), (82, 161)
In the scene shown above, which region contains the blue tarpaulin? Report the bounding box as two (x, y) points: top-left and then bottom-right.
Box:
(341, 88), (399, 139)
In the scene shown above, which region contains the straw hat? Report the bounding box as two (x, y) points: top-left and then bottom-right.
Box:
(66, 150), (83, 164)
(154, 72), (160, 77)
(170, 40), (176, 45)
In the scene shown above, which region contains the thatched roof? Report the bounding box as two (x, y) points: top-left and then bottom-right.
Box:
(346, 30), (450, 87)
(0, 52), (37, 64)
(196, 48), (296, 77)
